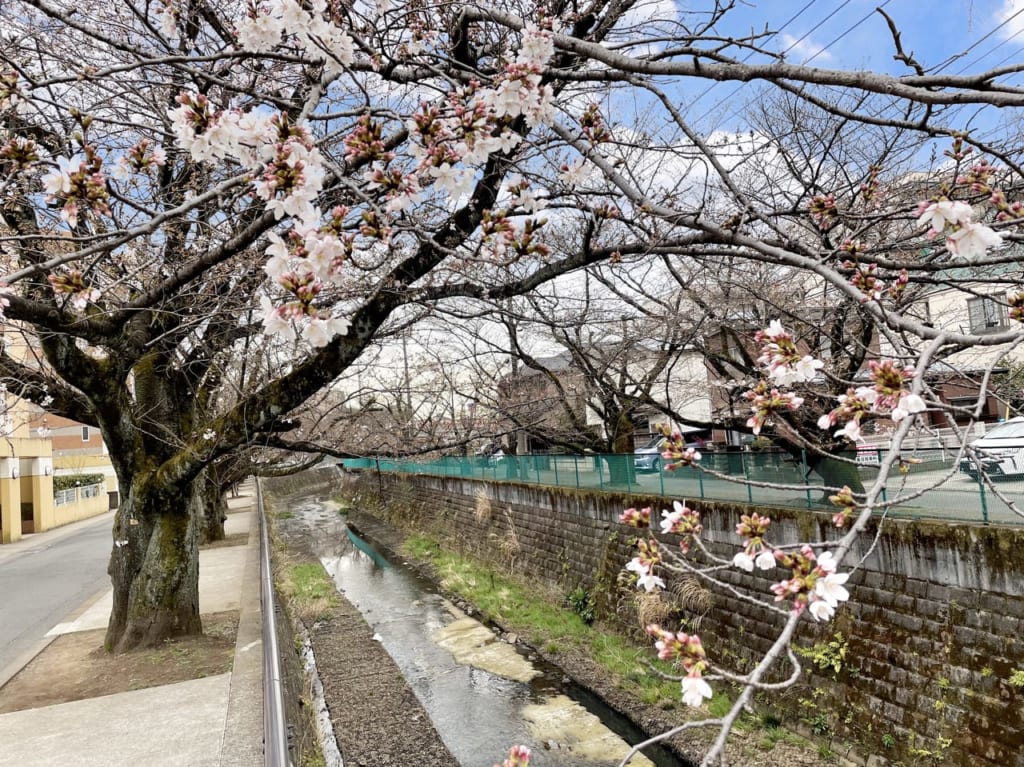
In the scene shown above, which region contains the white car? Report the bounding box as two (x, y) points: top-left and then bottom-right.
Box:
(960, 418), (1024, 478)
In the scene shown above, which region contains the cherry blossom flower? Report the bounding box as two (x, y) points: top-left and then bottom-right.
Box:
(493, 745), (531, 767)
(815, 571), (850, 607)
(946, 221), (1003, 261)
(754, 321), (823, 385)
(917, 199), (973, 234)
(808, 598), (835, 622)
(891, 392), (927, 423)
(755, 549), (776, 571)
(733, 551), (755, 572)
(681, 673), (714, 707)
(236, 13), (282, 52)
(658, 500), (702, 551)
(42, 156), (78, 196)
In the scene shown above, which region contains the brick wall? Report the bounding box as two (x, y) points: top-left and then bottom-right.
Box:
(343, 470), (1024, 767)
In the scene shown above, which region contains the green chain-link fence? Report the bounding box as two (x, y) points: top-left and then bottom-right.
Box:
(341, 447), (1024, 526)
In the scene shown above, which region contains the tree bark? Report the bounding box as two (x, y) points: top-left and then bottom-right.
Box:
(199, 476), (228, 544)
(809, 454), (865, 499)
(105, 478), (202, 652)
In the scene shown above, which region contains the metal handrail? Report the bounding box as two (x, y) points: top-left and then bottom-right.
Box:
(257, 478), (291, 767)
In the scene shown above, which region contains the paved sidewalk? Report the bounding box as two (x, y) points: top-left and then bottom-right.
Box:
(0, 482), (264, 767)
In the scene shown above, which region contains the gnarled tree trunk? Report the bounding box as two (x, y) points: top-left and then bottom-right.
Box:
(105, 477), (202, 653)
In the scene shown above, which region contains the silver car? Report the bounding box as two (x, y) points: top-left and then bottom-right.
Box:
(960, 418), (1024, 478)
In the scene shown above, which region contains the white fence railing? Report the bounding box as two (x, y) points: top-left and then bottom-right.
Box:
(54, 482), (104, 506)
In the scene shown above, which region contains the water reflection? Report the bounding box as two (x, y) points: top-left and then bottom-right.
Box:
(283, 498), (677, 767)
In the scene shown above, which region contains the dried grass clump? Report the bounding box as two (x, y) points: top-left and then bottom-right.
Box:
(474, 487), (493, 523)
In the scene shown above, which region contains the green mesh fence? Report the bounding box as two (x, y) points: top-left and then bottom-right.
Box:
(341, 448), (1024, 526)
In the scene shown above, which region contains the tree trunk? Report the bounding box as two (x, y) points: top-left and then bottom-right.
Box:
(200, 481), (228, 544)
(608, 409), (637, 485)
(105, 478), (202, 653)
(810, 454), (865, 499)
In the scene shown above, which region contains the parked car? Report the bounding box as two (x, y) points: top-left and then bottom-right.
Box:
(959, 417), (1024, 478)
(634, 435), (704, 472)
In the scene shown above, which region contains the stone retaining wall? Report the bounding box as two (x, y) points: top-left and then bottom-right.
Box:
(342, 469), (1024, 767)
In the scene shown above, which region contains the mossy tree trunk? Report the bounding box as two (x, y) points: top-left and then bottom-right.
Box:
(105, 476), (202, 652)
(199, 471), (228, 544)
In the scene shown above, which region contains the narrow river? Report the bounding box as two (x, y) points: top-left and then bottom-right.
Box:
(285, 496), (690, 767)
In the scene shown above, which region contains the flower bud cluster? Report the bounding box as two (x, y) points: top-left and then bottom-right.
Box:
(770, 546), (850, 622)
(659, 500), (702, 552)
(646, 625), (713, 707)
(744, 381), (804, 436)
(828, 485), (857, 528)
(40, 145), (110, 228)
(732, 512), (775, 572)
(816, 360), (925, 441)
(619, 506), (651, 527)
(47, 270), (100, 309)
(0, 136), (39, 171)
(658, 427), (701, 470)
(625, 538), (664, 592)
(754, 320), (823, 387)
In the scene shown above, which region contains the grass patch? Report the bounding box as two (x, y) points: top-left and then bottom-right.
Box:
(279, 562), (339, 623)
(277, 511), (294, 520)
(400, 533), (680, 710)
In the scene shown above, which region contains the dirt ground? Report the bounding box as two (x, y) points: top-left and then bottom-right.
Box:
(0, 611), (238, 715)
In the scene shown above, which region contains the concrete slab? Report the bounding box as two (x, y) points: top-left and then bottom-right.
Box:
(48, 546), (248, 636)
(223, 510), (252, 537)
(0, 673), (231, 767)
(219, 509), (264, 767)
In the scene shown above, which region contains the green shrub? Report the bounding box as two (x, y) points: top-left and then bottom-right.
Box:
(53, 473), (106, 492)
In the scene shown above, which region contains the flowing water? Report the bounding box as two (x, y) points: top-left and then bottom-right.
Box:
(286, 497), (690, 767)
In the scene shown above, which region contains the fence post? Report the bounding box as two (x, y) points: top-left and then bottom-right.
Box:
(553, 456), (560, 486)
(574, 456), (580, 489)
(976, 472), (990, 524)
(802, 449), (812, 510)
(743, 451), (753, 504)
(697, 466), (704, 500)
(597, 455), (604, 490)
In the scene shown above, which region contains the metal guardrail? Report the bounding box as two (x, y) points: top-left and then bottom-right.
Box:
(256, 478), (291, 767)
(341, 450), (1024, 526)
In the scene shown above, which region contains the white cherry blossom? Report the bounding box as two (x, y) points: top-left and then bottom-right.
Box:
(917, 199), (973, 233)
(946, 222), (1003, 261)
(681, 675), (713, 707)
(815, 571), (850, 607)
(733, 551), (755, 572)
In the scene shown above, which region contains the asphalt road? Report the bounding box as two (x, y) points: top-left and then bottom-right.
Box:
(0, 512), (114, 681)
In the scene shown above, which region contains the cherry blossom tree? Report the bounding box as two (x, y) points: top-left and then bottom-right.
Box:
(1, 3), (1023, 763)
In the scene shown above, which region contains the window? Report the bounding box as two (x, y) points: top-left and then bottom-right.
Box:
(81, 426), (90, 442)
(967, 294), (1008, 334)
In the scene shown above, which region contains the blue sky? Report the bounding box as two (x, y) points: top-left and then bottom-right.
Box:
(636, 1), (1024, 141)
(701, 0), (1023, 72)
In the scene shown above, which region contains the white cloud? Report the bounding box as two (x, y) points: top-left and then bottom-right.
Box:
(779, 33), (834, 63)
(999, 0), (1024, 39)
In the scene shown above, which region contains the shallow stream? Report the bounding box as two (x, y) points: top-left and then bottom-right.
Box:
(286, 497), (691, 767)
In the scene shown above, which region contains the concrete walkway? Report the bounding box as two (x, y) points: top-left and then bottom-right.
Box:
(0, 482), (264, 767)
